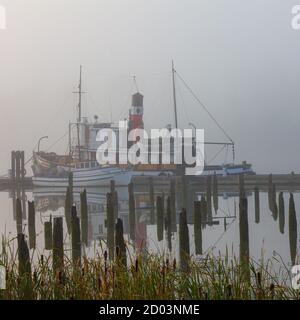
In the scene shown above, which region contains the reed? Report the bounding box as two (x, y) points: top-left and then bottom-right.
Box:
(0, 239), (297, 300)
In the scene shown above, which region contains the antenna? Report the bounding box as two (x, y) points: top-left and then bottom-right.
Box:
(133, 76), (139, 93)
(172, 61), (178, 129)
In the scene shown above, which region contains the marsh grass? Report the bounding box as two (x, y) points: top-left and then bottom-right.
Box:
(0, 236), (298, 300)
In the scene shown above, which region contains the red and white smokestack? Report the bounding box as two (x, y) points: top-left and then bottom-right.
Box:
(129, 92), (144, 130)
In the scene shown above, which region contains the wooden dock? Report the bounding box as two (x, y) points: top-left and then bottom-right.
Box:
(0, 173), (300, 193)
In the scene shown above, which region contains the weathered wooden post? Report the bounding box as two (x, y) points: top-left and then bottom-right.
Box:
(289, 193), (297, 265)
(156, 196), (164, 242)
(239, 197), (250, 281)
(11, 151), (16, 220)
(212, 173), (218, 214)
(17, 232), (32, 299)
(64, 187), (72, 235)
(179, 209), (190, 272)
(170, 177), (177, 232)
(52, 217), (64, 272)
(20, 151), (26, 219)
(28, 201), (36, 249)
(149, 177), (155, 224)
(254, 186), (260, 224)
(115, 218), (127, 267)
(278, 192), (285, 234)
(194, 201), (202, 255)
(44, 217), (52, 250)
(268, 174), (273, 212)
(200, 195), (207, 228)
(238, 174), (245, 200)
(71, 206), (81, 267)
(18, 233), (31, 276)
(268, 174), (278, 219)
(271, 184), (278, 221)
(106, 192), (115, 260)
(166, 196), (172, 252)
(68, 171), (74, 206)
(16, 198), (23, 235)
(128, 183), (136, 241)
(111, 180), (119, 221)
(80, 189), (88, 247)
(206, 176), (212, 225)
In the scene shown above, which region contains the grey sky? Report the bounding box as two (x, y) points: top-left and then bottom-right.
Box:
(0, 0), (300, 174)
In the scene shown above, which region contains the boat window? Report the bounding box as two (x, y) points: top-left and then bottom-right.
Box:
(81, 163), (84, 169)
(85, 162), (90, 169)
(91, 161), (95, 168)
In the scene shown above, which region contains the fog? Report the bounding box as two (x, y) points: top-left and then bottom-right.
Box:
(0, 0), (300, 174)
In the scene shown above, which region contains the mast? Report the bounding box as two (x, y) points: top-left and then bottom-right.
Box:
(172, 61), (178, 129)
(73, 65), (83, 161)
(78, 65), (82, 123)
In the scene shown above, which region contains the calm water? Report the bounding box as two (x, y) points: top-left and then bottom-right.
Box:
(0, 186), (299, 271)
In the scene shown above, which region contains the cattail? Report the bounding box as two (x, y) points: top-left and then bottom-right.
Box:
(28, 201), (36, 249)
(212, 173), (218, 214)
(206, 176), (212, 226)
(115, 218), (127, 267)
(289, 193), (297, 265)
(269, 283), (275, 299)
(44, 217), (52, 250)
(128, 183), (136, 241)
(254, 186), (260, 224)
(179, 209), (190, 272)
(226, 284), (232, 298)
(71, 206), (81, 268)
(80, 189), (89, 246)
(278, 192), (285, 234)
(194, 201), (202, 255)
(173, 258), (177, 270)
(52, 217), (64, 273)
(135, 258), (139, 273)
(156, 196), (164, 242)
(106, 192), (115, 260)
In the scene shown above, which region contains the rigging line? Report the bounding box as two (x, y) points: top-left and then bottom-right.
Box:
(46, 130), (69, 152)
(207, 145), (226, 164)
(40, 92), (72, 138)
(175, 70), (234, 144)
(176, 79), (191, 125)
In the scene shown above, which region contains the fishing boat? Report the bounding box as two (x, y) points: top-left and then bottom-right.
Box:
(31, 65), (254, 187)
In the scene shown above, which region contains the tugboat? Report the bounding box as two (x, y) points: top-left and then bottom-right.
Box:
(32, 65), (254, 187)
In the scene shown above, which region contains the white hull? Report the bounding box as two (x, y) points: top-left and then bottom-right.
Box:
(33, 167), (133, 187)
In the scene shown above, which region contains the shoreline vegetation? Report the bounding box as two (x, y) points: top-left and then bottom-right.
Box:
(0, 235), (298, 300)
